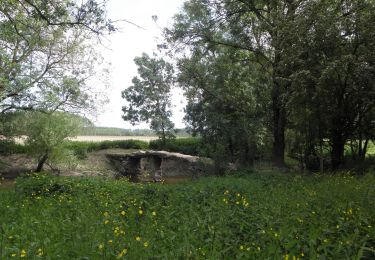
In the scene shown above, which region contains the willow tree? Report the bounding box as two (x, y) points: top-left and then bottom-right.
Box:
(0, 0), (113, 114)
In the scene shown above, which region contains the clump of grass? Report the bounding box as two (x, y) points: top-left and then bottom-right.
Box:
(0, 172), (374, 259)
(0, 140), (28, 155)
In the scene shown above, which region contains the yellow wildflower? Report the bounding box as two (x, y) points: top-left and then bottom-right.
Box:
(37, 248), (43, 256)
(144, 241), (149, 247)
(121, 211), (126, 216)
(108, 240), (113, 244)
(136, 236), (141, 241)
(104, 220), (109, 225)
(11, 253), (16, 257)
(20, 249), (26, 258)
(152, 211), (156, 216)
(98, 244), (104, 250)
(117, 248), (128, 259)
(239, 245), (244, 250)
(139, 210), (143, 215)
(284, 254), (289, 260)
(103, 212), (109, 217)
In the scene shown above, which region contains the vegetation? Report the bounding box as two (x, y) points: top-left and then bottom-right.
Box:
(149, 137), (203, 156)
(164, 0), (375, 171)
(0, 0), (112, 114)
(0, 140), (27, 155)
(78, 127), (191, 137)
(64, 140), (149, 159)
(21, 112), (81, 172)
(122, 53), (176, 144)
(0, 172), (374, 259)
(79, 127), (157, 136)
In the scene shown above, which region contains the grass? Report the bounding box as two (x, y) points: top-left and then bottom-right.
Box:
(0, 172), (374, 259)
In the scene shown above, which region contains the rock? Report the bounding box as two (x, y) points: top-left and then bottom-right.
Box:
(106, 150), (213, 181)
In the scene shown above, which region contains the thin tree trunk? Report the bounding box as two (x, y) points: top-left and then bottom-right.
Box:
(359, 138), (369, 161)
(36, 153), (48, 172)
(319, 138), (324, 173)
(272, 97), (286, 167)
(271, 48), (286, 167)
(331, 133), (345, 170)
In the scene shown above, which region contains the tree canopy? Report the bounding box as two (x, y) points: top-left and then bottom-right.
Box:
(122, 53), (175, 144)
(0, 0), (113, 114)
(165, 0), (375, 170)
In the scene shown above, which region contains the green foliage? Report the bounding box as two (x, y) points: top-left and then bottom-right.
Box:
(23, 111), (82, 171)
(166, 0), (375, 170)
(64, 140), (149, 159)
(0, 0), (112, 113)
(79, 127), (156, 136)
(0, 140), (27, 155)
(176, 46), (271, 167)
(0, 173), (374, 258)
(149, 138), (203, 156)
(122, 53), (175, 143)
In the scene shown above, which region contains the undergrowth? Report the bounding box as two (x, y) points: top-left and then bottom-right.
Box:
(0, 172), (374, 259)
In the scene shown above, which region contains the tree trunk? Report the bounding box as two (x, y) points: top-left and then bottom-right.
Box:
(331, 133), (345, 170)
(272, 91), (286, 167)
(319, 139), (324, 173)
(36, 153), (49, 172)
(271, 41), (286, 167)
(161, 121), (166, 146)
(359, 138), (369, 161)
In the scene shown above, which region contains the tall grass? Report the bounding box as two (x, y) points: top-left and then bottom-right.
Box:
(0, 172), (374, 259)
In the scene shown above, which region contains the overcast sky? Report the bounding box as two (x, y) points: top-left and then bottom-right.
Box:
(93, 0), (186, 129)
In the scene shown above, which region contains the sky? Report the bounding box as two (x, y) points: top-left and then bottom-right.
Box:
(93, 0), (187, 129)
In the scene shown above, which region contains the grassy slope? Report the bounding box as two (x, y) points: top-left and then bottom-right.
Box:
(0, 172), (374, 259)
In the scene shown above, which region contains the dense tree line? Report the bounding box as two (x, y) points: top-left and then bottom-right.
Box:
(161, 0), (374, 170)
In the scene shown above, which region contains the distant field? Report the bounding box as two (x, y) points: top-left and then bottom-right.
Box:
(69, 135), (158, 142)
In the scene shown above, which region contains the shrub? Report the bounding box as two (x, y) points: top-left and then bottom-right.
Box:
(149, 137), (203, 156)
(0, 140), (28, 155)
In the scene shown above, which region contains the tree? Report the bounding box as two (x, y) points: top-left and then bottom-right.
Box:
(177, 45), (271, 168)
(165, 0), (306, 167)
(121, 53), (175, 144)
(288, 0), (375, 169)
(24, 111), (81, 172)
(0, 0), (113, 114)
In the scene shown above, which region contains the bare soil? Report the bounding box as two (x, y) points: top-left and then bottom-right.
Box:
(0, 149), (136, 179)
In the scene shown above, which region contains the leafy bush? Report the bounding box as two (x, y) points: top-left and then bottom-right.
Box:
(0, 140), (28, 155)
(149, 137), (203, 156)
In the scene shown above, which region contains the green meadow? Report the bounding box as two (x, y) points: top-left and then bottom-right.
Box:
(1, 172), (374, 259)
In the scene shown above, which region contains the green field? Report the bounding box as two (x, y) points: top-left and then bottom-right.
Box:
(0, 172), (374, 259)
